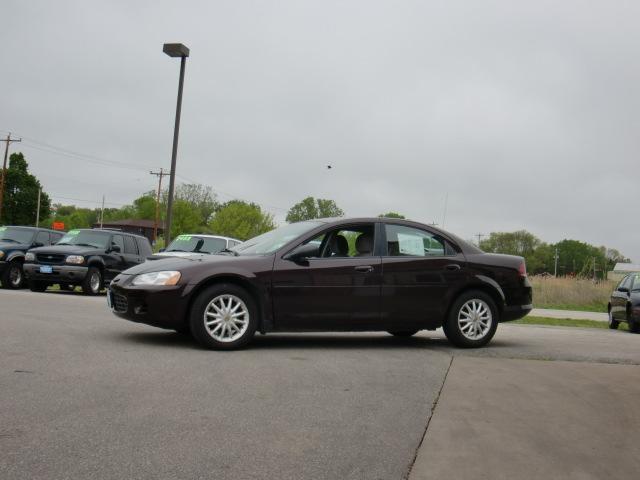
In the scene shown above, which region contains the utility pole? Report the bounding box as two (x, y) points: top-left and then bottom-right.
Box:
(0, 133), (22, 222)
(593, 257), (596, 281)
(99, 195), (105, 229)
(476, 233), (486, 246)
(150, 168), (168, 243)
(554, 248), (559, 277)
(35, 188), (41, 226)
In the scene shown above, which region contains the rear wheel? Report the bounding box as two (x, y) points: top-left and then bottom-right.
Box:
(29, 280), (49, 292)
(1, 260), (24, 289)
(81, 267), (103, 295)
(388, 330), (419, 337)
(608, 309), (619, 330)
(443, 290), (498, 348)
(628, 314), (640, 333)
(189, 284), (258, 350)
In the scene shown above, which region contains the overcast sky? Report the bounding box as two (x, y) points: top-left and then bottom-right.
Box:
(2, 0), (639, 262)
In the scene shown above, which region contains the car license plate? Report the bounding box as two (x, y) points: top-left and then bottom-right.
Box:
(39, 265), (53, 274)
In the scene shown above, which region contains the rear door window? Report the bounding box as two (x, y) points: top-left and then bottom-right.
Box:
(111, 235), (125, 252)
(123, 236), (138, 255)
(384, 224), (454, 257)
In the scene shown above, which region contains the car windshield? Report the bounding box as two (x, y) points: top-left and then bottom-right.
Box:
(0, 227), (35, 244)
(234, 221), (324, 255)
(56, 230), (110, 249)
(166, 235), (227, 254)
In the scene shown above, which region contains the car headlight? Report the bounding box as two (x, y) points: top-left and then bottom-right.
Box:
(0, 250), (4, 259)
(24, 252), (35, 261)
(66, 255), (85, 265)
(131, 271), (181, 286)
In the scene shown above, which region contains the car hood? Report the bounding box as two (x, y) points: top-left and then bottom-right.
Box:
(0, 242), (30, 251)
(123, 253), (256, 275)
(28, 245), (104, 256)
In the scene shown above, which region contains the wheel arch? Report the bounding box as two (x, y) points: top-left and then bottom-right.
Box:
(6, 251), (25, 263)
(445, 278), (505, 323)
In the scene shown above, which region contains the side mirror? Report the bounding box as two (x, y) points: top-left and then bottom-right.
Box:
(618, 286), (629, 293)
(32, 242), (44, 248)
(159, 248), (166, 252)
(284, 243), (319, 263)
(110, 244), (121, 253)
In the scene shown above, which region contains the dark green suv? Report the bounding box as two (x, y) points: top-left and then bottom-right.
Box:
(23, 229), (152, 295)
(0, 226), (65, 289)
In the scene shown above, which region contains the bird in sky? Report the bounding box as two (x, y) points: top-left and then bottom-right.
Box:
(327, 165), (332, 169)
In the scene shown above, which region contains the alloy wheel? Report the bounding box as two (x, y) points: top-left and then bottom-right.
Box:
(9, 265), (22, 287)
(203, 294), (250, 343)
(90, 272), (101, 293)
(458, 299), (493, 340)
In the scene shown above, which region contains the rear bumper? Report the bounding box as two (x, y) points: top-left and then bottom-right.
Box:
(23, 264), (88, 283)
(501, 304), (533, 322)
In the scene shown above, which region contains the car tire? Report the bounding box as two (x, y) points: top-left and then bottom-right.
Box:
(29, 280), (49, 292)
(1, 260), (24, 289)
(189, 283), (258, 350)
(388, 330), (419, 337)
(81, 267), (103, 296)
(628, 314), (640, 334)
(608, 310), (619, 330)
(443, 290), (499, 348)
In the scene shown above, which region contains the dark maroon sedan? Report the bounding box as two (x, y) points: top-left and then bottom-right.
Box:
(108, 217), (532, 350)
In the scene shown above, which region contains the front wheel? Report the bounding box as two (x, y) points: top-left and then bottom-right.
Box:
(608, 310), (619, 330)
(1, 261), (25, 289)
(189, 284), (258, 350)
(443, 291), (498, 348)
(81, 267), (103, 295)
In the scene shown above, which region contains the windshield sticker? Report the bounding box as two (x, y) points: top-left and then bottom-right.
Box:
(0, 227), (6, 232)
(176, 235), (192, 241)
(68, 230), (80, 235)
(397, 233), (425, 256)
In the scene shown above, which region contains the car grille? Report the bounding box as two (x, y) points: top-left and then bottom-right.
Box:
(36, 253), (66, 265)
(112, 293), (128, 313)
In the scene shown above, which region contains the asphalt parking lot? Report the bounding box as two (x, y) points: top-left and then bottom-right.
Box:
(1, 289), (639, 480)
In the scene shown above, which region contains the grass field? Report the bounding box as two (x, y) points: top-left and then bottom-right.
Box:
(514, 315), (629, 331)
(529, 276), (614, 312)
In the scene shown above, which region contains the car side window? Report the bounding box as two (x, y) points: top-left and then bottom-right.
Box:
(384, 224), (453, 257)
(35, 231), (49, 246)
(631, 274), (640, 291)
(111, 235), (125, 252)
(123, 236), (138, 255)
(297, 224), (376, 258)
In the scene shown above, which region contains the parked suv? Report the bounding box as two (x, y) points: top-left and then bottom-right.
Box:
(23, 229), (152, 295)
(0, 226), (65, 289)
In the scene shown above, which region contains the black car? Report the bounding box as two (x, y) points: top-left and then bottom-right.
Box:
(108, 217), (532, 350)
(0, 226), (65, 289)
(608, 272), (640, 332)
(23, 228), (152, 295)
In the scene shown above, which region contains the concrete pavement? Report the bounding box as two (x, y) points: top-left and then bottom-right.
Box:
(410, 357), (640, 480)
(1, 289), (639, 479)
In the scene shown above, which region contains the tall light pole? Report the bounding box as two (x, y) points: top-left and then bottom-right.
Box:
(162, 42), (189, 245)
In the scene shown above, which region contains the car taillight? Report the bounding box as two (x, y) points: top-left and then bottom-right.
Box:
(518, 261), (527, 277)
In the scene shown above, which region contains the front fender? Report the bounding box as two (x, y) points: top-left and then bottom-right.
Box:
(86, 256), (106, 268)
(6, 251), (26, 263)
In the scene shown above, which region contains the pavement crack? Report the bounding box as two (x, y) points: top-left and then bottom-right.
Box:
(404, 355), (454, 480)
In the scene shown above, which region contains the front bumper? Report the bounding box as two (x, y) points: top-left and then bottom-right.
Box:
(501, 304), (533, 322)
(108, 274), (191, 330)
(23, 263), (88, 283)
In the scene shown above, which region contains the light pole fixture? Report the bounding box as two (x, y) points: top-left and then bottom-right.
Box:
(162, 42), (189, 245)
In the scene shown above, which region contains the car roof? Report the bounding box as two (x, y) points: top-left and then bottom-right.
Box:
(74, 228), (150, 242)
(1, 225), (64, 233)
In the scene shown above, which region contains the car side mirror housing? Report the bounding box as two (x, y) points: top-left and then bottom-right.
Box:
(284, 243), (319, 263)
(110, 244), (121, 253)
(618, 286), (629, 293)
(159, 248), (166, 252)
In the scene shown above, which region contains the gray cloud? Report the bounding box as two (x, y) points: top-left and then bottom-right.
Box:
(2, 0), (638, 260)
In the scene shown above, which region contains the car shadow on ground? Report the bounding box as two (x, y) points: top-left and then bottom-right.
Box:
(115, 330), (523, 351)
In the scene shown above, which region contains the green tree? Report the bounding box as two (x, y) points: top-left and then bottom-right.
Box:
(48, 205), (96, 230)
(286, 196), (344, 223)
(209, 200), (276, 240)
(1, 152), (51, 225)
(170, 199), (202, 238)
(378, 212), (405, 219)
(174, 183), (219, 223)
(479, 230), (541, 257)
(132, 195), (157, 220)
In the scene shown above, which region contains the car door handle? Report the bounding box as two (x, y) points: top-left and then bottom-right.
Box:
(354, 265), (374, 273)
(445, 264), (461, 271)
